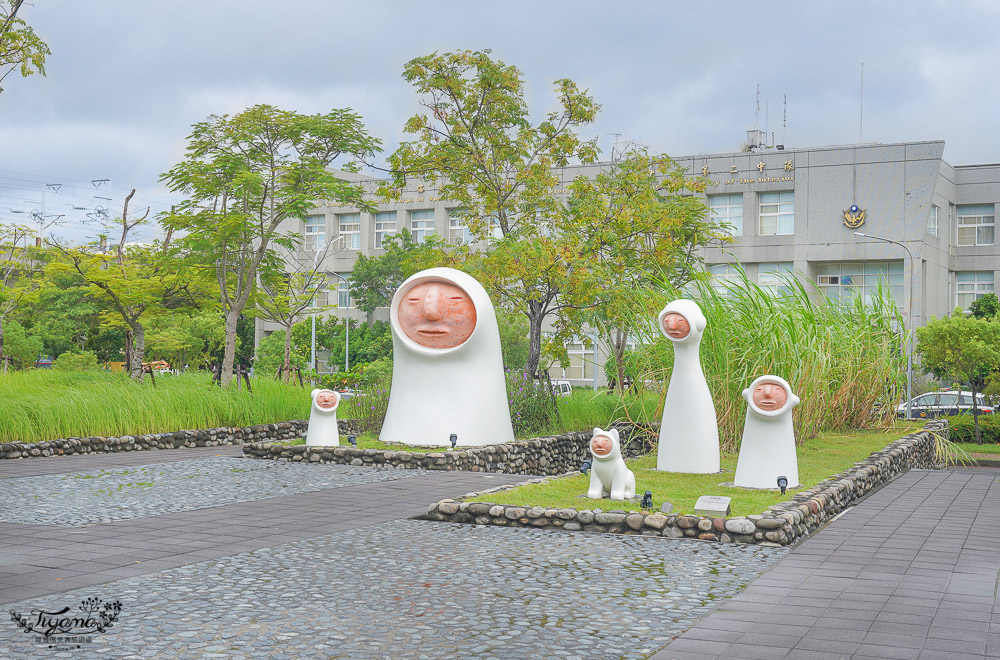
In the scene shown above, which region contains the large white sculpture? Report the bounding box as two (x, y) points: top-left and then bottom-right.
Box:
(380, 267), (515, 447)
(305, 388), (341, 447)
(733, 375), (801, 489)
(655, 299), (720, 473)
(586, 427), (636, 501)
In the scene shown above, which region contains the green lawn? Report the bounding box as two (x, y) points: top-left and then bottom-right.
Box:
(956, 443), (1000, 455)
(478, 423), (926, 517)
(284, 433), (450, 452)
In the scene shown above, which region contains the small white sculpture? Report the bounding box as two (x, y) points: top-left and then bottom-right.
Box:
(380, 267), (515, 447)
(305, 389), (341, 447)
(586, 427), (636, 501)
(655, 299), (721, 473)
(733, 375), (801, 489)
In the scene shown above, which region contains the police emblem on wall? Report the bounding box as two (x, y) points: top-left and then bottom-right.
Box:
(843, 204), (866, 229)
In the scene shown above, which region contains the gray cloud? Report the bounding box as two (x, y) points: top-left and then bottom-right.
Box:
(2, 0), (998, 242)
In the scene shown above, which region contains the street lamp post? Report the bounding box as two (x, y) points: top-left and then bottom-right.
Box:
(853, 231), (914, 420)
(330, 272), (351, 372)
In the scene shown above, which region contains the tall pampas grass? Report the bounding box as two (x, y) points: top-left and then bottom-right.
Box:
(613, 266), (904, 451)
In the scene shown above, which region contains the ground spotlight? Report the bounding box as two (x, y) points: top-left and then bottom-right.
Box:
(348, 435), (357, 446)
(580, 458), (592, 474)
(449, 433), (457, 449)
(640, 491), (653, 508)
(777, 475), (788, 495)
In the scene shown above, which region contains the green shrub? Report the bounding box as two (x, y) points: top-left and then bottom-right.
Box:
(946, 414), (1000, 444)
(52, 350), (100, 371)
(506, 369), (558, 437)
(340, 381), (390, 434)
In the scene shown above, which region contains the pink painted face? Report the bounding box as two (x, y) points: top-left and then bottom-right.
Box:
(398, 281), (477, 349)
(753, 382), (787, 411)
(591, 435), (613, 457)
(315, 390), (339, 410)
(662, 312), (690, 339)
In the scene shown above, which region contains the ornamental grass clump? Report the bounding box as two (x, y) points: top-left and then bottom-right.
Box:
(343, 381), (390, 434)
(618, 268), (904, 451)
(505, 369), (558, 437)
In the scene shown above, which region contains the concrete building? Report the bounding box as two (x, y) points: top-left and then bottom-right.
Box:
(258, 139), (999, 385)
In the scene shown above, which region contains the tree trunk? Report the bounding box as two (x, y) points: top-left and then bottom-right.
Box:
(221, 308), (239, 386)
(525, 301), (545, 379)
(124, 329), (134, 376)
(129, 323), (145, 381)
(283, 324), (292, 373)
(613, 327), (627, 395)
(972, 379), (982, 444)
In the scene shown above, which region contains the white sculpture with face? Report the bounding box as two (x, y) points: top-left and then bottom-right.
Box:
(380, 267), (515, 447)
(305, 388), (341, 447)
(656, 299), (721, 473)
(586, 427), (636, 501)
(733, 375), (801, 489)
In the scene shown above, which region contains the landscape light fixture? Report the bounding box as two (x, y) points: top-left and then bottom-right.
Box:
(449, 433), (457, 450)
(348, 435), (357, 446)
(640, 491), (653, 508)
(777, 476), (788, 495)
(580, 458), (592, 474)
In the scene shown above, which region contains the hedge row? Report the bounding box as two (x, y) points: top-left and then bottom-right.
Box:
(946, 414), (1000, 443)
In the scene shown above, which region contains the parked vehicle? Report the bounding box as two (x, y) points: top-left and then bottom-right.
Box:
(551, 380), (573, 397)
(896, 390), (994, 419)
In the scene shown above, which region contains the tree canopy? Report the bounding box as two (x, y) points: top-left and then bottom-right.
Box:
(160, 104), (381, 385)
(0, 0), (49, 96)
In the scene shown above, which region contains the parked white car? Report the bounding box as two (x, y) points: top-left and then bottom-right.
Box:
(551, 380), (573, 397)
(896, 390), (994, 418)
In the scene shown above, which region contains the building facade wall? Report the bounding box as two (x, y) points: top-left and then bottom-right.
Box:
(259, 140), (1000, 386)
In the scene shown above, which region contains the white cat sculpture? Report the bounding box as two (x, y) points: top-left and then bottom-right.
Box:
(586, 427), (636, 501)
(305, 388), (341, 447)
(655, 299), (721, 473)
(733, 375), (801, 489)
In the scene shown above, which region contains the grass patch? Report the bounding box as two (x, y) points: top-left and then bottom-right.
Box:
(0, 370), (320, 444)
(283, 433), (450, 453)
(478, 422), (925, 517)
(955, 443), (1000, 455)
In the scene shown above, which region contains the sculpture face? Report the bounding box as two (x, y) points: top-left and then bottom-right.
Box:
(591, 435), (613, 457)
(315, 390), (339, 410)
(398, 281), (477, 349)
(752, 382), (787, 411)
(662, 312), (690, 339)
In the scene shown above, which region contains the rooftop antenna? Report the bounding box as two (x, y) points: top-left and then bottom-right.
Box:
(859, 62), (864, 143)
(754, 84), (761, 130)
(783, 94), (787, 146)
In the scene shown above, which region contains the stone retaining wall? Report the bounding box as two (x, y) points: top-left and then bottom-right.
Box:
(423, 421), (948, 547)
(242, 423), (655, 474)
(0, 420), (334, 460)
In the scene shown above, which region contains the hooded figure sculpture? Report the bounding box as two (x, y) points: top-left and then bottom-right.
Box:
(305, 389), (341, 447)
(380, 267), (515, 447)
(733, 375), (801, 489)
(655, 299), (720, 473)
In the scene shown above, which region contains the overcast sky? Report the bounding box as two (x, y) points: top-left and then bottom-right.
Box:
(2, 0), (999, 243)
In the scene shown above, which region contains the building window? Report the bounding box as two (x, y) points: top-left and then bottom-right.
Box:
(927, 205), (939, 237)
(759, 192), (794, 235)
(309, 277), (329, 309)
(336, 272), (352, 309)
(304, 214), (325, 251)
(410, 209), (435, 244)
(338, 213), (360, 250)
(956, 204), (995, 246)
(374, 211), (397, 249)
(758, 262), (794, 296)
(956, 271), (994, 310)
(708, 263), (741, 291)
(709, 194), (743, 235)
(448, 209), (471, 245)
(817, 262), (904, 306)
(549, 337), (595, 381)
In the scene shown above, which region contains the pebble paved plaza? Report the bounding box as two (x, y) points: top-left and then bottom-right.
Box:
(0, 448), (998, 658)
